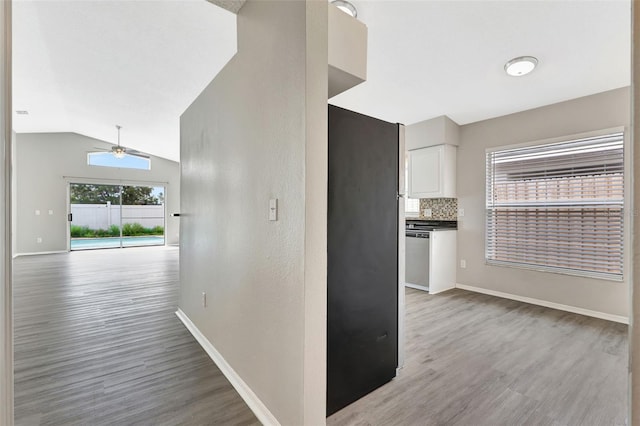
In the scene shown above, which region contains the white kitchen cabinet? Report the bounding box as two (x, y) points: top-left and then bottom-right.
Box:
(405, 230), (457, 295)
(428, 230), (457, 294)
(407, 144), (456, 198)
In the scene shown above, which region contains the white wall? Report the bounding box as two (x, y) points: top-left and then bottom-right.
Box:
(632, 3), (639, 421)
(179, 1), (327, 425)
(457, 87), (630, 318)
(0, 0), (10, 422)
(14, 132), (180, 254)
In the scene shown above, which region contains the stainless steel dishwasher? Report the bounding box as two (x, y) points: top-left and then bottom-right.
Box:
(405, 224), (430, 292)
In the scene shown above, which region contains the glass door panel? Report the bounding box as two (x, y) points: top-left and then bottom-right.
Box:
(69, 183), (122, 250)
(121, 185), (165, 248)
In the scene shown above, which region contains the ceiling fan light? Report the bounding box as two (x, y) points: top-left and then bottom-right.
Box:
(504, 56), (538, 77)
(113, 148), (126, 159)
(112, 124), (126, 158)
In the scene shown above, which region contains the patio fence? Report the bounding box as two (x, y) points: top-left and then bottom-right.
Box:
(71, 204), (164, 229)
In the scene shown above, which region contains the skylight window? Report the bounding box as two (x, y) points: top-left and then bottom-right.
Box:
(88, 152), (151, 170)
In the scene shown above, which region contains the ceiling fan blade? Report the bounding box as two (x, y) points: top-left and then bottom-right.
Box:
(126, 151), (150, 160)
(124, 147), (150, 158)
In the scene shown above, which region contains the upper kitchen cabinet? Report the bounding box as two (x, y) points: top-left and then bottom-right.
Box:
(408, 144), (456, 198)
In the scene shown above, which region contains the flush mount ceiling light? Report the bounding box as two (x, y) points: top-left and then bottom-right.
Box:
(331, 0), (357, 18)
(504, 56), (538, 77)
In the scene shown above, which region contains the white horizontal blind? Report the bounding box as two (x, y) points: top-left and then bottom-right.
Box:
(486, 132), (624, 280)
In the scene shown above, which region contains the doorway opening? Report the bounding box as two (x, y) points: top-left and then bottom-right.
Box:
(68, 182), (166, 250)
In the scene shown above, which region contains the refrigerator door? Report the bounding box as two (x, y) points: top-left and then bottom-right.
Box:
(327, 105), (399, 416)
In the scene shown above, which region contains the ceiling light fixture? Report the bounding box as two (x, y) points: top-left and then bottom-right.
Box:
(331, 0), (357, 18)
(504, 56), (538, 77)
(112, 125), (126, 159)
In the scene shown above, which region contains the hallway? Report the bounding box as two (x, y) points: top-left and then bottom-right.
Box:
(13, 247), (257, 425)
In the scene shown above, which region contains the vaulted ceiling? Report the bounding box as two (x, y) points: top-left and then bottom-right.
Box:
(13, 0), (237, 161)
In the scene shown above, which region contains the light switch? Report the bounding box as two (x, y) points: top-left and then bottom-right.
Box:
(48, 209), (54, 215)
(35, 210), (40, 216)
(424, 208), (432, 218)
(269, 199), (278, 221)
(458, 208), (465, 217)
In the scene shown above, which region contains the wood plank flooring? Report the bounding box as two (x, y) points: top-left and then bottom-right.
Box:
(14, 249), (628, 425)
(13, 247), (258, 426)
(328, 288), (628, 426)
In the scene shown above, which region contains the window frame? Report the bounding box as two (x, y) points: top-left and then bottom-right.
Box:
(404, 153), (421, 217)
(87, 152), (151, 171)
(484, 127), (627, 282)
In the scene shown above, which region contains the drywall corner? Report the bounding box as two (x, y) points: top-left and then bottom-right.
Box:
(328, 3), (367, 98)
(443, 116), (460, 146)
(179, 0), (328, 424)
(303, 1), (328, 423)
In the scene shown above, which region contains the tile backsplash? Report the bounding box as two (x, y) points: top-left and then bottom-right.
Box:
(419, 198), (457, 221)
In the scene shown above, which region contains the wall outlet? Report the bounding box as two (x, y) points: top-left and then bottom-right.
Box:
(202, 292), (207, 308)
(460, 259), (466, 268)
(423, 208), (432, 217)
(36, 237), (42, 244)
(458, 208), (465, 217)
(35, 210), (40, 216)
(48, 209), (54, 215)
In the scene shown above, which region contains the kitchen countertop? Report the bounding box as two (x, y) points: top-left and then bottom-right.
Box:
(406, 218), (457, 231)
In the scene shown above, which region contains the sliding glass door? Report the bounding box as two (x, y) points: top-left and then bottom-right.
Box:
(121, 185), (165, 247)
(69, 183), (165, 250)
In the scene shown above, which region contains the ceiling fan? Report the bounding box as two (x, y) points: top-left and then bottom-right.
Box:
(91, 125), (150, 159)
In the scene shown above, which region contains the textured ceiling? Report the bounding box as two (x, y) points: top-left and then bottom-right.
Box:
(330, 0), (631, 127)
(13, 0), (631, 160)
(13, 0), (237, 161)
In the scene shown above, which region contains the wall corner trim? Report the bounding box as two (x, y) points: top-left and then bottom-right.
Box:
(455, 283), (629, 324)
(174, 309), (281, 426)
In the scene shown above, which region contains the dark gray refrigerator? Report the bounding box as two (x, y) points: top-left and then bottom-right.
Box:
(327, 105), (400, 416)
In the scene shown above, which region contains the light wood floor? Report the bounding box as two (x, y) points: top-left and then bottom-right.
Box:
(328, 288), (628, 426)
(13, 247), (258, 426)
(14, 249), (628, 425)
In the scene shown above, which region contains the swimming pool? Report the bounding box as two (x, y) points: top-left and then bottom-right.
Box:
(71, 236), (165, 250)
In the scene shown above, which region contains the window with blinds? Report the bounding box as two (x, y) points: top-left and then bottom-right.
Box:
(405, 154), (420, 216)
(485, 132), (624, 281)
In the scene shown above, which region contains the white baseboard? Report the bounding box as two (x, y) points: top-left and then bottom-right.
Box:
(13, 250), (67, 258)
(175, 309), (280, 426)
(428, 286), (456, 295)
(455, 283), (629, 324)
(405, 283), (428, 292)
